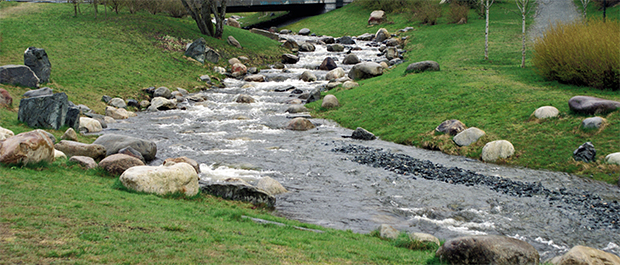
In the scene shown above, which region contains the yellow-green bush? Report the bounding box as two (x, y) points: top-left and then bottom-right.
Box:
(533, 19), (620, 90)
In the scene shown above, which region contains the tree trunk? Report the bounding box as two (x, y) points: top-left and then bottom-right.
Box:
(484, 0), (490, 60)
(73, 2), (78, 16)
(521, 12), (526, 68)
(93, 0), (98, 19)
(211, 0), (227, 39)
(180, 0), (214, 37)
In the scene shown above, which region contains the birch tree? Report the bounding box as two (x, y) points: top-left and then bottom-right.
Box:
(483, 0), (495, 60)
(515, 0), (536, 68)
(579, 0), (590, 19)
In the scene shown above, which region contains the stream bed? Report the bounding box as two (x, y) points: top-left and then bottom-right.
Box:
(105, 33), (620, 261)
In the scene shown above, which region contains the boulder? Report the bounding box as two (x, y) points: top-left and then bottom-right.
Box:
(236, 94), (255, 104)
(453, 127), (485, 147)
(281, 54), (299, 64)
(118, 146), (146, 164)
(23, 47), (51, 83)
(140, 100), (151, 109)
(581, 117), (605, 129)
(93, 134), (157, 162)
(227, 36), (242, 48)
(368, 10), (386, 25)
(0, 65), (40, 88)
(337, 36), (356, 45)
(548, 245), (620, 265)
(321, 95), (339, 108)
(200, 74), (211, 82)
(298, 28), (311, 35)
(569, 96), (620, 115)
(126, 99), (139, 108)
(0, 126), (15, 140)
(306, 88), (321, 104)
(379, 224), (399, 239)
(68, 155), (97, 170)
(606, 152), (620, 165)
(351, 127), (376, 140)
(282, 38), (299, 50)
(200, 180), (275, 207)
(405, 61), (440, 74)
(300, 71), (317, 82)
(18, 92), (79, 130)
(436, 119), (466, 136)
(533, 106), (559, 119)
(375, 28), (390, 43)
(0, 130), (55, 165)
(244, 74), (266, 82)
(229, 58), (242, 66)
(154, 87), (172, 99)
(321, 36), (336, 44)
(279, 29), (292, 34)
(286, 105), (309, 113)
(79, 117), (102, 133)
(343, 54), (361, 65)
(319, 57), (338, 71)
(231, 63), (248, 76)
(385, 38), (400, 47)
(121, 163), (199, 197)
(326, 44), (345, 52)
(257, 176), (287, 195)
(0, 88), (13, 107)
(380, 62), (389, 69)
(54, 149), (66, 160)
(205, 48), (220, 64)
(348, 62), (384, 80)
(61, 128), (78, 141)
(106, 97), (126, 108)
(389, 58), (403, 66)
(184, 37), (207, 63)
(148, 97), (177, 112)
(573, 142), (596, 163)
(436, 235), (539, 265)
(342, 81), (359, 89)
(226, 17), (240, 28)
(386, 47), (398, 60)
(326, 67), (346, 81)
(105, 106), (130, 120)
(286, 118), (315, 131)
(54, 140), (106, 160)
(250, 28), (279, 41)
(99, 154), (145, 176)
(43, 131), (56, 144)
(299, 42), (316, 52)
(409, 232), (440, 247)
(164, 156), (200, 174)
(357, 33), (375, 41)
(482, 140), (515, 162)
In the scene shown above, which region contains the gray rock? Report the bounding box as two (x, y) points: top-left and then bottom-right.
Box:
(321, 95), (339, 108)
(409, 232), (440, 247)
(250, 28), (279, 41)
(453, 127), (485, 146)
(154, 87), (172, 99)
(200, 181), (276, 207)
(389, 58), (404, 66)
(299, 28), (311, 35)
(386, 47), (398, 60)
(248, 67), (259, 75)
(533, 106), (559, 119)
(82, 113), (107, 129)
(236, 94), (256, 104)
(321, 37), (335, 44)
(244, 74), (266, 82)
(582, 117), (604, 129)
(43, 131), (56, 144)
(18, 92), (79, 130)
(23, 47), (51, 83)
(548, 245), (620, 265)
(379, 224), (399, 239)
(54, 140), (106, 161)
(482, 140), (515, 162)
(68, 156), (97, 170)
(280, 29), (292, 34)
(77, 104), (92, 114)
(286, 117), (315, 131)
(148, 97), (176, 112)
(351, 127), (376, 140)
(99, 154), (145, 176)
(357, 33), (375, 41)
(405, 61), (440, 74)
(61, 128), (78, 141)
(385, 38), (400, 47)
(568, 96), (620, 115)
(108, 97), (126, 108)
(205, 48), (220, 64)
(118, 146), (146, 164)
(257, 176), (287, 196)
(227, 36), (242, 48)
(326, 44), (345, 52)
(23, 87), (53, 98)
(436, 119), (466, 136)
(281, 54), (299, 64)
(282, 38), (299, 50)
(300, 71), (317, 82)
(101, 95), (112, 103)
(319, 57), (338, 71)
(65, 107), (80, 130)
(0, 65), (40, 88)
(573, 142), (596, 163)
(436, 235), (539, 265)
(286, 105), (309, 113)
(93, 134), (157, 162)
(342, 54), (361, 65)
(375, 28), (390, 43)
(299, 42), (316, 52)
(306, 88), (321, 104)
(200, 74), (211, 82)
(184, 37), (206, 63)
(337, 36), (356, 45)
(126, 99), (139, 108)
(348, 62), (384, 80)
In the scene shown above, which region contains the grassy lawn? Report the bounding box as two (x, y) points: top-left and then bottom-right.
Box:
(296, 1), (620, 184)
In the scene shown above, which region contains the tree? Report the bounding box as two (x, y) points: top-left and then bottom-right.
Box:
(483, 0), (495, 60)
(69, 0), (83, 16)
(579, 0), (591, 19)
(180, 0), (227, 38)
(515, 0), (536, 68)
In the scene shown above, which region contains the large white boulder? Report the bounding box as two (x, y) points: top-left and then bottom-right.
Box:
(79, 117), (102, 133)
(0, 126), (14, 140)
(120, 162), (199, 196)
(605, 152), (620, 165)
(533, 106), (559, 119)
(482, 140), (515, 162)
(549, 245), (620, 265)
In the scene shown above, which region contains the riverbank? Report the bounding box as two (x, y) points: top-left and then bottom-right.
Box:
(286, 1), (620, 184)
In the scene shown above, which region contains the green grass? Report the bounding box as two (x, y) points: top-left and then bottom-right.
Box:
(0, 161), (439, 264)
(0, 2), (285, 114)
(300, 1), (620, 184)
(234, 11), (289, 28)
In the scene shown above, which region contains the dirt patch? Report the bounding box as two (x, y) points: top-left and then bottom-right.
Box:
(0, 3), (42, 20)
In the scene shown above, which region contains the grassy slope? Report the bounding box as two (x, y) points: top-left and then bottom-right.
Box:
(290, 2), (620, 184)
(0, 2), (439, 264)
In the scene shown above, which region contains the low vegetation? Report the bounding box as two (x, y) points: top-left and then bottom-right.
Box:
(288, 1), (620, 184)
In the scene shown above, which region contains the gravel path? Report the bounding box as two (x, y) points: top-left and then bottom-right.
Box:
(529, 0), (582, 39)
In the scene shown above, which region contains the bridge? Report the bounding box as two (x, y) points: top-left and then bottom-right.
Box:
(226, 0), (353, 13)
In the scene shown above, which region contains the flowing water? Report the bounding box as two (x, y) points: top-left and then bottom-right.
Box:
(106, 34), (620, 260)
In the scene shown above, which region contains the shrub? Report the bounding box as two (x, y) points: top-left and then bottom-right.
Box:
(448, 2), (469, 24)
(355, 0), (413, 13)
(412, 1), (442, 25)
(532, 19), (620, 90)
(593, 0), (620, 8)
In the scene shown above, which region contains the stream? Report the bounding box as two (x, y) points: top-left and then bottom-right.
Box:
(105, 33), (620, 261)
